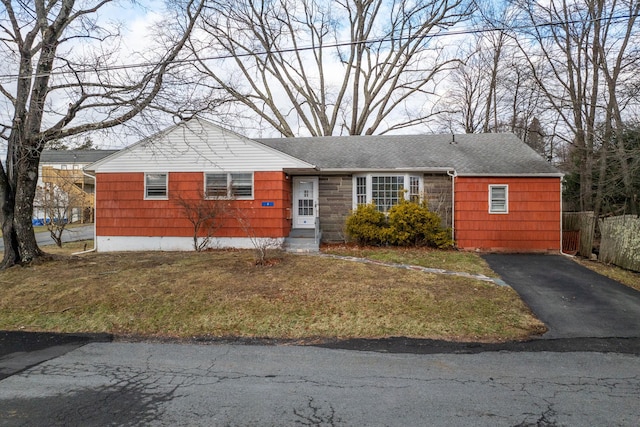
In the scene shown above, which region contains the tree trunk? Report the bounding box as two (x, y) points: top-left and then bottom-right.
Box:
(0, 177), (20, 268)
(1, 146), (45, 267)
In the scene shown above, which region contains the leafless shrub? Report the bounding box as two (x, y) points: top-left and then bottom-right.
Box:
(173, 192), (231, 252)
(233, 208), (283, 266)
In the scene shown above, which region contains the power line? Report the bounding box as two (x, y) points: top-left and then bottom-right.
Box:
(0, 12), (637, 83)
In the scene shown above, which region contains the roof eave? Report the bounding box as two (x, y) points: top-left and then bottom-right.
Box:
(309, 167), (456, 174)
(456, 172), (564, 178)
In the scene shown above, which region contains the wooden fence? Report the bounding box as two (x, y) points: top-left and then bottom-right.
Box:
(563, 211), (595, 257)
(599, 215), (640, 273)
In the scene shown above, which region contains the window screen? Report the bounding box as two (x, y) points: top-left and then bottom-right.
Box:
(205, 173), (228, 198)
(230, 173), (253, 198)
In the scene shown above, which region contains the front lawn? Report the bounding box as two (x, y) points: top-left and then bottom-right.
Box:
(322, 245), (498, 277)
(0, 242), (545, 342)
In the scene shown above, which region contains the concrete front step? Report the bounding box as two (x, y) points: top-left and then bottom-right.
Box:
(284, 228), (320, 252)
(284, 238), (320, 253)
(288, 228), (316, 238)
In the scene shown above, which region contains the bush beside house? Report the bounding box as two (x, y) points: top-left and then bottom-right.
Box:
(346, 201), (454, 248)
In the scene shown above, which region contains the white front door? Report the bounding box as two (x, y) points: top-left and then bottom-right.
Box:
(293, 177), (318, 229)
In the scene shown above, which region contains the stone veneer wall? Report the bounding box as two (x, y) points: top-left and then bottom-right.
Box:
(318, 175), (353, 243)
(423, 173), (453, 228)
(317, 173), (453, 243)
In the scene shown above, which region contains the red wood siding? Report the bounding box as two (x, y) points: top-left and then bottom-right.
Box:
(454, 177), (561, 252)
(96, 171), (292, 238)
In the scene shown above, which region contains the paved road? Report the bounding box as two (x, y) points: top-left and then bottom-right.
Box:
(0, 332), (110, 381)
(1, 342), (639, 426)
(483, 254), (640, 339)
(0, 225), (93, 250)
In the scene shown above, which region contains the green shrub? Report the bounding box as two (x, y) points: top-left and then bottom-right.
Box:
(345, 200), (455, 249)
(430, 228), (455, 249)
(345, 204), (388, 245)
(387, 200), (441, 246)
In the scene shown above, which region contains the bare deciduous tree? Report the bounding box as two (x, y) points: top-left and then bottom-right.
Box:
(34, 179), (86, 247)
(0, 0), (204, 267)
(437, 2), (556, 159)
(188, 0), (474, 136)
(437, 48), (489, 134)
(508, 0), (640, 215)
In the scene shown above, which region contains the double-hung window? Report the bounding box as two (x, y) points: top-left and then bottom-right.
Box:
(489, 185), (508, 213)
(145, 173), (168, 199)
(355, 176), (367, 205)
(354, 174), (422, 212)
(205, 172), (253, 199)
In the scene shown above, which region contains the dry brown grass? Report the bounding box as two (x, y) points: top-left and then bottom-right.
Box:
(572, 257), (640, 292)
(0, 241), (545, 342)
(322, 244), (498, 277)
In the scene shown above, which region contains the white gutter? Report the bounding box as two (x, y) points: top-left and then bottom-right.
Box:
(447, 170), (457, 242)
(72, 170), (97, 255)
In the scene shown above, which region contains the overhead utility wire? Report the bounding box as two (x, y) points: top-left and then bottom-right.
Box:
(0, 12), (637, 83)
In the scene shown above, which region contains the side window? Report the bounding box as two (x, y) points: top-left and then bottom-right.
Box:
(409, 176), (420, 202)
(355, 176), (367, 205)
(145, 173), (168, 199)
(489, 185), (508, 213)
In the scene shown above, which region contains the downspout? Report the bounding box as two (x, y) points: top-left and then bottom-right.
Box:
(72, 170), (97, 255)
(560, 175), (568, 256)
(447, 170), (457, 242)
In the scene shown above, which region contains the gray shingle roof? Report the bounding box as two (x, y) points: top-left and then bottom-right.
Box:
(41, 149), (119, 164)
(257, 133), (561, 175)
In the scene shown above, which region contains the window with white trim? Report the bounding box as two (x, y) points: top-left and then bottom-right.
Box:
(145, 173), (168, 199)
(489, 185), (508, 213)
(409, 176), (420, 202)
(205, 172), (253, 199)
(356, 176), (367, 205)
(353, 174), (422, 212)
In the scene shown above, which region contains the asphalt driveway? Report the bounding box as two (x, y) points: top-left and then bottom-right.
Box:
(483, 254), (640, 339)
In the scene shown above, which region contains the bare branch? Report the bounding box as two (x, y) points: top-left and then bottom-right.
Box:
(188, 0), (473, 136)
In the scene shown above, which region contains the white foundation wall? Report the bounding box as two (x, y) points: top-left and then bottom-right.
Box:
(96, 236), (284, 252)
